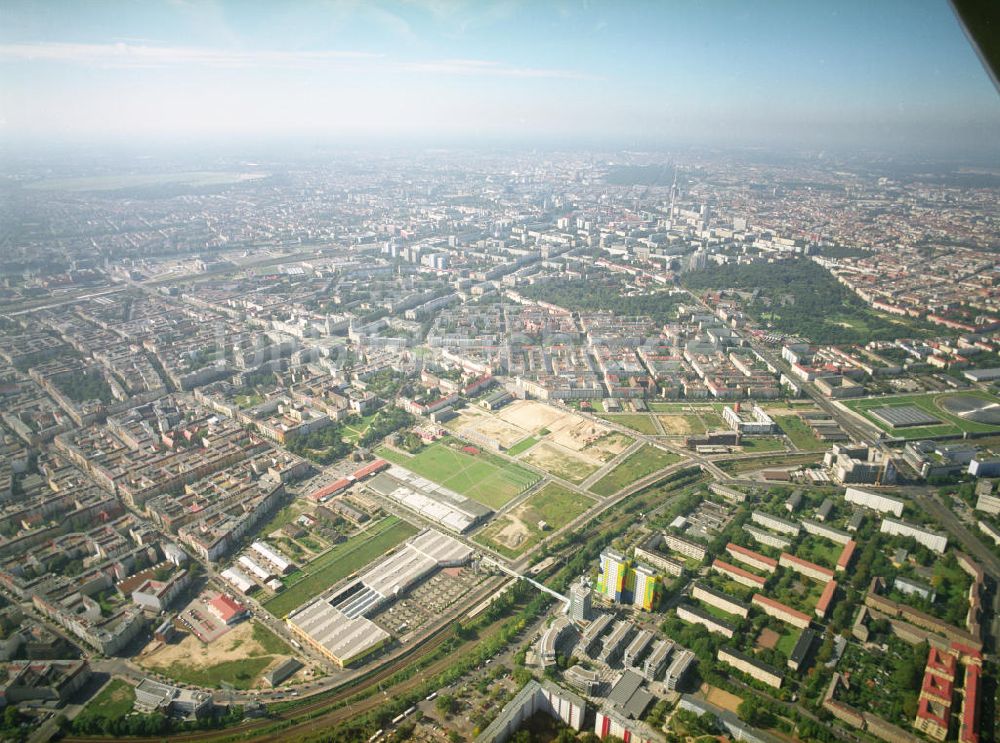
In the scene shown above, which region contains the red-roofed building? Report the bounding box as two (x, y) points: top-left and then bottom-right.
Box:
(836, 540), (857, 572)
(951, 642), (983, 666)
(751, 593), (811, 629)
(725, 543), (778, 573)
(960, 664), (981, 743)
(309, 478), (352, 503)
(921, 670), (954, 703)
(915, 697), (950, 741)
(779, 552), (835, 582)
(815, 579), (838, 620)
(352, 458), (390, 481)
(712, 559), (767, 589)
(927, 647), (957, 681)
(209, 594), (248, 625)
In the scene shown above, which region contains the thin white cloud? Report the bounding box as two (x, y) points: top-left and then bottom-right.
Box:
(401, 58), (598, 80)
(0, 42), (380, 69)
(0, 41), (593, 80)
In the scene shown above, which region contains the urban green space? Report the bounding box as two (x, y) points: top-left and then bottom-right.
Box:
(739, 437), (786, 453)
(378, 439), (540, 509)
(842, 390), (1000, 439)
(473, 483), (597, 559)
(719, 452), (824, 474)
(263, 516), (418, 617)
(683, 258), (939, 344)
(506, 436), (540, 457)
(774, 414), (827, 451)
(590, 445), (682, 497)
(151, 656), (273, 691)
(599, 413), (659, 435)
(73, 679), (136, 728)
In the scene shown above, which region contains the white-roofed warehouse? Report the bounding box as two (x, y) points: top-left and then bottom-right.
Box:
(287, 528), (474, 667)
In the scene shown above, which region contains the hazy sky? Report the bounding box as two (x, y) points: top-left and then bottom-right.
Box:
(1, 0), (998, 154)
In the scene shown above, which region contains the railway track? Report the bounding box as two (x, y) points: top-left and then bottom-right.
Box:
(63, 607), (512, 743)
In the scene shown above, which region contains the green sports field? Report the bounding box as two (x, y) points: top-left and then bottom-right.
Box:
(263, 516), (417, 617)
(842, 390), (1000, 439)
(378, 440), (540, 509)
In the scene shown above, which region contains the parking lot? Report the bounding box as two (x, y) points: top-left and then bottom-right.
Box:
(177, 591), (230, 644)
(370, 566), (481, 642)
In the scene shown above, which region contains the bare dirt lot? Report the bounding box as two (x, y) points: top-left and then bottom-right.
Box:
(756, 627), (780, 651)
(452, 406), (529, 448)
(523, 441), (600, 484)
(139, 620), (253, 670)
(581, 431), (634, 462)
(657, 415), (693, 435)
(701, 683), (743, 713)
(483, 512), (533, 551)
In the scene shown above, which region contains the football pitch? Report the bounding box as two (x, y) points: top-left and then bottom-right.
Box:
(842, 391), (1000, 439)
(379, 440), (540, 509)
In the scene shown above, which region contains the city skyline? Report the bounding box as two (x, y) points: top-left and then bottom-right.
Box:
(2, 0), (999, 156)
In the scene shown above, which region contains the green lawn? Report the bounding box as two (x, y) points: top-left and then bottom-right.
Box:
(378, 440), (540, 509)
(590, 445), (682, 497)
(473, 483), (596, 558)
(774, 628), (801, 659)
(699, 412), (727, 430)
(774, 415), (828, 451)
(252, 621), (293, 655)
(75, 679), (135, 724)
(697, 598), (744, 622)
(506, 436), (540, 457)
(600, 414), (659, 435)
(342, 412), (379, 444)
(842, 391), (1000, 439)
(795, 536), (843, 569)
(154, 656), (273, 690)
(263, 517), (417, 617)
(257, 500), (299, 537)
(739, 437), (786, 452)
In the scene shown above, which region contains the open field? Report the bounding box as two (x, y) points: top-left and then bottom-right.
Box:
(842, 390), (1000, 439)
(774, 414), (828, 451)
(74, 679), (135, 725)
(25, 171), (266, 192)
(523, 441), (600, 484)
(718, 452), (824, 474)
(263, 517), (417, 617)
(378, 440), (539, 509)
(649, 402), (728, 413)
(599, 413), (659, 435)
(657, 414), (705, 435)
(590, 445), (682, 497)
(473, 483), (597, 558)
(139, 620), (293, 690)
(583, 431), (635, 461)
(739, 437), (787, 453)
